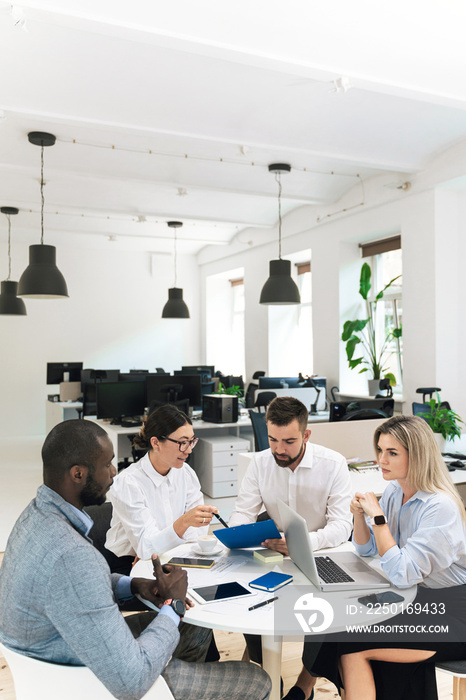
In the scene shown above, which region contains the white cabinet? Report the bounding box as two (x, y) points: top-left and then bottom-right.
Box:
(189, 435), (250, 498)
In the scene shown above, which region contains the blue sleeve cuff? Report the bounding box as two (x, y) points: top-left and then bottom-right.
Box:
(380, 543), (401, 567)
(352, 529), (378, 556)
(116, 576), (134, 602)
(159, 605), (181, 627)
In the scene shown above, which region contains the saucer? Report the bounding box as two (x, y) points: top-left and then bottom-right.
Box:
(192, 545), (224, 557)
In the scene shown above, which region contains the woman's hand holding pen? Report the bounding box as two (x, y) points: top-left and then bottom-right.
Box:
(173, 504), (218, 537)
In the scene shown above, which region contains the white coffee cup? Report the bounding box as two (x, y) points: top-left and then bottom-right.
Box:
(198, 535), (217, 553)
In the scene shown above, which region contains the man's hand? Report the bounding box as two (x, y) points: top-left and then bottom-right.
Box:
(130, 577), (162, 607)
(262, 536), (289, 556)
(152, 555), (188, 602)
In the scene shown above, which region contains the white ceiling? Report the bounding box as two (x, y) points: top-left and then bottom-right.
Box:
(1, 0), (466, 255)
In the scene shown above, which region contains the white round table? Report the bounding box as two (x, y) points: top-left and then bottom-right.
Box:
(132, 545), (416, 700)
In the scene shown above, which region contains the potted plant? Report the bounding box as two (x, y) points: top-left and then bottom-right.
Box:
(341, 262), (402, 393)
(423, 393), (463, 451)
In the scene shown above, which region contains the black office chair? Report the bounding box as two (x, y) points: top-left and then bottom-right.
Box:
(254, 391), (277, 413)
(155, 368), (168, 374)
(82, 502), (147, 612)
(200, 380), (216, 397)
(244, 372), (266, 408)
(416, 386), (442, 403)
(412, 402), (433, 417)
(343, 408), (390, 421)
(149, 383), (190, 416)
(248, 410), (269, 452)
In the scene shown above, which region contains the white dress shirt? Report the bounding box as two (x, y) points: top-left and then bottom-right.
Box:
(229, 442), (352, 551)
(355, 481), (466, 589)
(105, 451), (208, 560)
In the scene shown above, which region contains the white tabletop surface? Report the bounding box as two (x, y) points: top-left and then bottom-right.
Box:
(132, 543), (416, 700)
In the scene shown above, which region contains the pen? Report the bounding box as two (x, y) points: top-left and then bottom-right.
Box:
(214, 512), (229, 528)
(248, 596), (279, 611)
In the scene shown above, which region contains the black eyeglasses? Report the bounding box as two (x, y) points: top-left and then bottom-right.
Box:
(161, 436), (199, 453)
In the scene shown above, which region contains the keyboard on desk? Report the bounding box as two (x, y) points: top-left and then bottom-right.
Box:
(315, 555), (355, 583)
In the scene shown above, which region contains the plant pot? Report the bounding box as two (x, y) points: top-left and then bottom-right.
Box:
(368, 379), (380, 396)
(434, 433), (446, 454)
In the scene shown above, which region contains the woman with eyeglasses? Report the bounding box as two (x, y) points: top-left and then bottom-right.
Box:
(106, 404), (218, 560)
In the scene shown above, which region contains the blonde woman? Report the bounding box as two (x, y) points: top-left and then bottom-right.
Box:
(309, 415), (466, 700)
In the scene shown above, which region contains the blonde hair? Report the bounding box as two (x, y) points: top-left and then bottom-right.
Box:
(374, 415), (466, 524)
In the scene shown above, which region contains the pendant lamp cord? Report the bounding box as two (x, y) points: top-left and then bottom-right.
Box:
(6, 213), (11, 280)
(40, 144), (45, 245)
(173, 226), (177, 287)
(275, 171), (282, 259)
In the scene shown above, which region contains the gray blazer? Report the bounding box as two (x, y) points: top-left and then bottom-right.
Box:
(0, 485), (179, 700)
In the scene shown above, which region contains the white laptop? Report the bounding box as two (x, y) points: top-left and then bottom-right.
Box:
(277, 499), (390, 591)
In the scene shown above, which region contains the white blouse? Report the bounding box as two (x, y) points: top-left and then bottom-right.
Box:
(105, 451), (207, 560)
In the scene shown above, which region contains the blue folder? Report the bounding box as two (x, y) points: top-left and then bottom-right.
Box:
(214, 519), (281, 549)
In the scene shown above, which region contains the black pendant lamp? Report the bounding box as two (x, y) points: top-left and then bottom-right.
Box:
(0, 207), (27, 315)
(260, 163), (301, 305)
(162, 221), (190, 318)
(18, 132), (69, 299)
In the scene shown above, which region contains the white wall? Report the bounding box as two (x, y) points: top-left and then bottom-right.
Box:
(198, 174), (466, 424)
(0, 242), (200, 438)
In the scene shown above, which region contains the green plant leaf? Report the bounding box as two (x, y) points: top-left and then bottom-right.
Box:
(359, 262), (371, 300)
(423, 394), (463, 440)
(375, 274), (402, 301)
(342, 319), (368, 341)
(349, 357), (364, 369)
(345, 336), (362, 361)
(393, 327), (402, 338)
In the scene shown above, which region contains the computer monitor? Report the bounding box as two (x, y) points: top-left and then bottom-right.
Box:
(46, 362), (83, 384)
(146, 374), (202, 409)
(81, 369), (120, 388)
(96, 381), (146, 423)
(329, 398), (395, 422)
(119, 372), (157, 383)
(180, 365), (215, 377)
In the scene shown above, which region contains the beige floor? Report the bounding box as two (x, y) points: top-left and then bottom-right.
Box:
(0, 438), (455, 699)
(0, 626), (455, 699)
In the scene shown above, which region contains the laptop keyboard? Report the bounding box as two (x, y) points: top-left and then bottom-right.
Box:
(315, 556), (355, 583)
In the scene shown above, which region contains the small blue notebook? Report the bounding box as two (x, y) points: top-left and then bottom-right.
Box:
(213, 519), (281, 549)
(249, 571), (293, 592)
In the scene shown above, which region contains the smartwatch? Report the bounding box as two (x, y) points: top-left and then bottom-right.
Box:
(370, 514), (387, 526)
(163, 598), (185, 619)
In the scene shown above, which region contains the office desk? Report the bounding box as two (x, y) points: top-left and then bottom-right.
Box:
(132, 545), (415, 700)
(349, 463), (466, 498)
(88, 416), (254, 466)
(90, 413), (329, 466)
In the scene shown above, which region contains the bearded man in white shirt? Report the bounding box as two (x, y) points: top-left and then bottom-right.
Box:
(229, 396), (352, 700)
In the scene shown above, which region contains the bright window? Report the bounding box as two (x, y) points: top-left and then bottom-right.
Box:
(268, 253), (313, 376)
(205, 268), (245, 377)
(364, 246), (403, 391)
